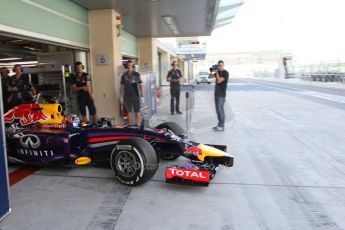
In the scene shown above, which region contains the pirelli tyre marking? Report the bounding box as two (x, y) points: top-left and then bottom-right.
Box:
(133, 147), (144, 178)
(116, 145), (133, 151)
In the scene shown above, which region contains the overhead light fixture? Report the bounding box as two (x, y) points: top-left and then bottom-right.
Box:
(162, 15), (173, 24)
(19, 64), (37, 67)
(23, 46), (36, 51)
(10, 39), (23, 43)
(8, 61), (38, 65)
(162, 15), (180, 35)
(0, 57), (22, 61)
(23, 46), (42, 51)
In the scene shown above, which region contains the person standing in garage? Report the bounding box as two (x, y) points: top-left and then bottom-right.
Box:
(167, 61), (183, 115)
(8, 64), (36, 106)
(71, 62), (98, 123)
(1, 67), (12, 112)
(120, 60), (144, 127)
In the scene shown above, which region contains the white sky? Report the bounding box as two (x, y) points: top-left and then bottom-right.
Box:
(203, 0), (345, 64)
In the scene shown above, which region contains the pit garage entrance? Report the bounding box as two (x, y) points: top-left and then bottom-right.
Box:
(0, 35), (89, 114)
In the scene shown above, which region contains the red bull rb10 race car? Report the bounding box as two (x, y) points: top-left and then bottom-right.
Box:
(4, 103), (233, 186)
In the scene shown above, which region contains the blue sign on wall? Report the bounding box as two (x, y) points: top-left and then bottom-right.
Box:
(0, 89), (10, 220)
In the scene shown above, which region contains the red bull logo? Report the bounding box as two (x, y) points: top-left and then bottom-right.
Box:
(185, 146), (203, 156)
(4, 104), (48, 126)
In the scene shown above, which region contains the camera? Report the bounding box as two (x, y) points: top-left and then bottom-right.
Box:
(209, 64), (219, 72)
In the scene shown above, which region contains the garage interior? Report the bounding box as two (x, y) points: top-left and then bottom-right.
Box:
(0, 35), (88, 113)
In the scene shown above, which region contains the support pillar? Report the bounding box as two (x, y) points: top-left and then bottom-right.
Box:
(160, 52), (170, 85)
(138, 37), (158, 73)
(89, 9), (122, 123)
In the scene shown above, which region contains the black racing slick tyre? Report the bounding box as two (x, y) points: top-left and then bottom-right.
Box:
(155, 122), (185, 160)
(110, 138), (158, 186)
(156, 122), (185, 137)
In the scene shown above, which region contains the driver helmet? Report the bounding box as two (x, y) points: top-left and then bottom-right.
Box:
(72, 115), (80, 128)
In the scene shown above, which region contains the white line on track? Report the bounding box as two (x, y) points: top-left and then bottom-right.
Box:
(249, 82), (345, 104)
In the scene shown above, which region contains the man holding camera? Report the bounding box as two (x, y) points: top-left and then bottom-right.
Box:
(209, 60), (229, 131)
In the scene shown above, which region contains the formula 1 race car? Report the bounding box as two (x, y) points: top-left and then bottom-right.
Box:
(4, 103), (233, 186)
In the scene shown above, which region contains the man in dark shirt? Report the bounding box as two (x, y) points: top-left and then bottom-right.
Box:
(167, 61), (183, 115)
(9, 64), (36, 106)
(1, 67), (12, 112)
(209, 60), (229, 131)
(71, 62), (97, 122)
(120, 60), (144, 126)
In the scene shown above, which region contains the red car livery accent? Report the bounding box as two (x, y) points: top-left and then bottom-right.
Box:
(88, 136), (156, 144)
(4, 104), (48, 126)
(185, 146), (203, 156)
(88, 136), (134, 144)
(165, 167), (210, 183)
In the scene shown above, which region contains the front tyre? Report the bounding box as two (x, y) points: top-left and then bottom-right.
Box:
(110, 138), (158, 186)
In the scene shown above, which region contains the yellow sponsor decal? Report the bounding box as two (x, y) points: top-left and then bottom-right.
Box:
(75, 157), (92, 165)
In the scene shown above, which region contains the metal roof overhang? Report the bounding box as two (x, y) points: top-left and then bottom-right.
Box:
(214, 0), (244, 29)
(72, 0), (221, 37)
(175, 0), (244, 60)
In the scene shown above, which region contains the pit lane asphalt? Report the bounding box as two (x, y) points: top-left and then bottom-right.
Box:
(1, 78), (345, 230)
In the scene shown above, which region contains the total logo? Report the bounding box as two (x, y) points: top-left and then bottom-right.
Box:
(165, 167), (210, 183)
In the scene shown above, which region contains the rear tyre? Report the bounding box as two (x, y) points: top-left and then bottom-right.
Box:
(155, 122), (185, 160)
(110, 138), (158, 186)
(156, 122), (185, 136)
